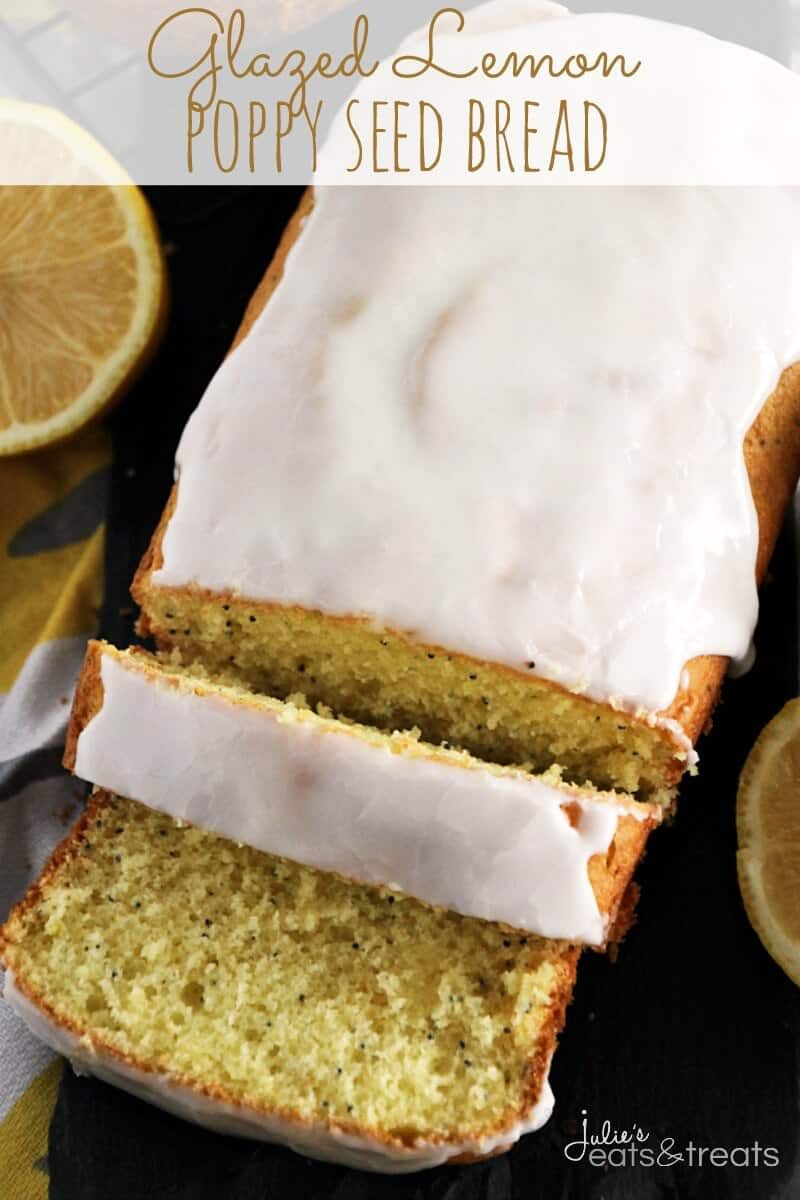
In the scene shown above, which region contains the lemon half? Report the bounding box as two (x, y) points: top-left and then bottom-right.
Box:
(0, 102), (166, 455)
(737, 699), (800, 987)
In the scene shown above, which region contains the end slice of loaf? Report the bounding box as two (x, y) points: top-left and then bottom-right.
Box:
(64, 641), (660, 946)
(0, 791), (578, 1172)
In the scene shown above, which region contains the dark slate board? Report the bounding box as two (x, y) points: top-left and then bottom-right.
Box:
(48, 186), (800, 1200)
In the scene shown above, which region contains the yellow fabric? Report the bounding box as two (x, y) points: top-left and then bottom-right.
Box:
(0, 1061), (62, 1200)
(0, 426), (108, 692)
(1, 422), (109, 1193)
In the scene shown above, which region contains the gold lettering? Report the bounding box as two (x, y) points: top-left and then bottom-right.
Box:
(467, 99), (485, 172)
(393, 8), (477, 81)
(346, 98), (363, 171)
(393, 100), (410, 173)
(371, 100), (389, 173)
(495, 99), (513, 172)
(420, 102), (443, 171)
(186, 100), (205, 172)
(584, 101), (607, 170)
(213, 99), (238, 171)
(248, 100), (267, 171)
(275, 102), (293, 171)
(549, 99), (574, 170)
(524, 100), (540, 173)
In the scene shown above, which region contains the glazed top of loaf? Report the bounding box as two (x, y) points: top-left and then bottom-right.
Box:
(151, 8), (800, 718)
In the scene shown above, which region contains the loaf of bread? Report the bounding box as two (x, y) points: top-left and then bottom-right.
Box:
(0, 791), (578, 1172)
(10, 11), (800, 1173)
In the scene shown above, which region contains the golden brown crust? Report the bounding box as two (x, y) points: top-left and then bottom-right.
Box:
(605, 882), (640, 947)
(132, 190), (800, 767)
(0, 790), (578, 1163)
(63, 640), (104, 772)
(586, 812), (653, 928)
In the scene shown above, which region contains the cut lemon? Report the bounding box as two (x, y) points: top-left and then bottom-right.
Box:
(0, 102), (166, 455)
(737, 699), (800, 987)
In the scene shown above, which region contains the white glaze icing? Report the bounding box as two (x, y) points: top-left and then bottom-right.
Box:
(151, 183), (800, 709)
(151, 2), (800, 725)
(728, 639), (756, 679)
(3, 972), (554, 1172)
(73, 651), (654, 944)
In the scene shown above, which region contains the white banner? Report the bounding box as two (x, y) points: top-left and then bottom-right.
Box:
(0, 0), (799, 184)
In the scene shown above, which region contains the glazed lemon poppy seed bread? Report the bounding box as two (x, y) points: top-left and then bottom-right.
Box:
(0, 792), (578, 1172)
(12, 9), (800, 1173)
(64, 641), (660, 946)
(132, 186), (800, 800)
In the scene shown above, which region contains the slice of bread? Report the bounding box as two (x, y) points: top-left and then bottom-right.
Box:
(0, 791), (578, 1172)
(131, 191), (800, 799)
(65, 641), (659, 946)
